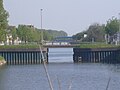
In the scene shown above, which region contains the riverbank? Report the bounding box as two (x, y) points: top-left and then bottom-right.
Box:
(0, 56), (6, 66)
(0, 60), (6, 66)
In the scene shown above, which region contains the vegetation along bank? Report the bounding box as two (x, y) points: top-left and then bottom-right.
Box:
(0, 56), (6, 66)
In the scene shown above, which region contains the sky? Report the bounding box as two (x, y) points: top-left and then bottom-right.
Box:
(3, 0), (120, 36)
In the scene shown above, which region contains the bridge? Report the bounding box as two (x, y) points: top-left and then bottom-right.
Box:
(53, 36), (74, 42)
(43, 36), (78, 48)
(43, 44), (78, 48)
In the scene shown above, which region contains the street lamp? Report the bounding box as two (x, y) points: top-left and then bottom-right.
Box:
(118, 13), (120, 45)
(41, 9), (43, 45)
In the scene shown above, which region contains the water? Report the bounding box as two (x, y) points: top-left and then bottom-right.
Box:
(48, 48), (73, 63)
(0, 48), (120, 90)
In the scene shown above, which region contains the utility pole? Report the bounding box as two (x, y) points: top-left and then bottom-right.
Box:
(118, 13), (120, 45)
(41, 9), (43, 45)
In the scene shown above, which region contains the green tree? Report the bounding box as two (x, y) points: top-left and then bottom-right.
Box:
(7, 26), (17, 44)
(43, 30), (53, 41)
(17, 25), (68, 43)
(0, 0), (9, 42)
(17, 25), (28, 43)
(11, 27), (17, 41)
(73, 23), (105, 42)
(17, 25), (41, 43)
(85, 23), (105, 42)
(46, 30), (67, 41)
(105, 17), (119, 36)
(33, 29), (40, 43)
(72, 31), (86, 41)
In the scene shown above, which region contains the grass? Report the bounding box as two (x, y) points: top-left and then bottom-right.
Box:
(0, 43), (119, 49)
(0, 44), (40, 49)
(78, 43), (119, 48)
(0, 56), (4, 61)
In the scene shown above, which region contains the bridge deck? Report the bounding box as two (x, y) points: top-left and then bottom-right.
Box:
(43, 45), (77, 48)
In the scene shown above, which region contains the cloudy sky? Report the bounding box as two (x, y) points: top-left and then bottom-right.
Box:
(3, 0), (120, 35)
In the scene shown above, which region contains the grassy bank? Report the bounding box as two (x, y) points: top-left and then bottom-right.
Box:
(0, 43), (119, 49)
(0, 56), (5, 61)
(0, 56), (6, 65)
(78, 43), (119, 48)
(0, 44), (40, 49)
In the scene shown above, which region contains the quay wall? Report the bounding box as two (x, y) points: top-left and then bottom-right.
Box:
(73, 48), (120, 64)
(0, 48), (48, 65)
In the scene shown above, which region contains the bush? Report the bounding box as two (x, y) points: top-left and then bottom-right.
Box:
(0, 56), (4, 61)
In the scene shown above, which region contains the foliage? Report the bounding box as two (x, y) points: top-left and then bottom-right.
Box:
(17, 25), (67, 43)
(0, 0), (9, 42)
(72, 31), (86, 40)
(0, 56), (4, 61)
(85, 23), (105, 42)
(7, 26), (17, 44)
(17, 25), (40, 43)
(72, 17), (120, 43)
(46, 30), (67, 40)
(0, 44), (40, 49)
(11, 27), (17, 40)
(78, 43), (117, 48)
(73, 23), (105, 42)
(105, 17), (119, 36)
(17, 25), (28, 43)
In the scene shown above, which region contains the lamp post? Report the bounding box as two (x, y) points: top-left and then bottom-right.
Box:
(41, 9), (43, 45)
(118, 13), (120, 45)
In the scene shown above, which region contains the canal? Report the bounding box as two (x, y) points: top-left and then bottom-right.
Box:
(48, 48), (73, 63)
(0, 48), (120, 90)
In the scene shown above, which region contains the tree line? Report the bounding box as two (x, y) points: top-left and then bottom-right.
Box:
(9, 25), (67, 44)
(72, 17), (120, 43)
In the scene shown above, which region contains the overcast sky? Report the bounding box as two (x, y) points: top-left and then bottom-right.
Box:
(3, 0), (120, 36)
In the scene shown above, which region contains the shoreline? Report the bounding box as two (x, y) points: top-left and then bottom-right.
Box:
(0, 60), (6, 66)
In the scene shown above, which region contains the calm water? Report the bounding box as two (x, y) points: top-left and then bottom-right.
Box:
(0, 48), (120, 90)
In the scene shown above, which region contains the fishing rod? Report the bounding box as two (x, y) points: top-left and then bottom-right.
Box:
(39, 45), (54, 90)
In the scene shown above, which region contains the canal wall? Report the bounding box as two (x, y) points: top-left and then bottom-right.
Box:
(0, 48), (48, 65)
(73, 48), (120, 64)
